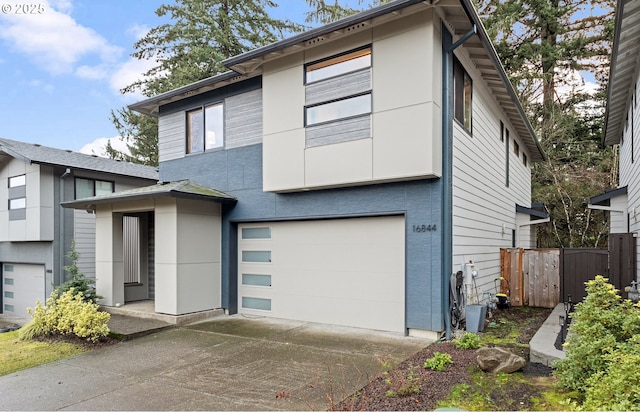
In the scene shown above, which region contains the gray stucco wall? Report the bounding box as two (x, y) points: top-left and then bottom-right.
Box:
(160, 143), (444, 332)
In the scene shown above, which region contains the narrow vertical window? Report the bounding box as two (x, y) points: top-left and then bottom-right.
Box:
(505, 129), (510, 188)
(513, 141), (520, 157)
(187, 108), (204, 154)
(522, 153), (528, 167)
(454, 56), (472, 133)
(500, 121), (504, 142)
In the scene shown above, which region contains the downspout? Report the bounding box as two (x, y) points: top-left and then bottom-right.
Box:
(442, 24), (476, 341)
(59, 168), (72, 286)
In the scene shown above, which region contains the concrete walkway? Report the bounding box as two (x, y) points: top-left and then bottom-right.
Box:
(0, 315), (429, 411)
(530, 303), (566, 366)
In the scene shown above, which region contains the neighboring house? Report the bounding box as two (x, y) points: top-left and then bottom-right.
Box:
(63, 0), (546, 337)
(589, 0), (639, 280)
(0, 138), (158, 318)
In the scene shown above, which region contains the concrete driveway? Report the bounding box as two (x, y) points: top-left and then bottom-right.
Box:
(0, 315), (429, 411)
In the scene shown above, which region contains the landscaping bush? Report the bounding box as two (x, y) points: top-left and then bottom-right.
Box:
(554, 275), (640, 408)
(580, 335), (640, 410)
(454, 332), (482, 350)
(19, 288), (110, 343)
(424, 352), (453, 371)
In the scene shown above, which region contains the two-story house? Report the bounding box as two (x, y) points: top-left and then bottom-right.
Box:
(0, 138), (158, 318)
(589, 0), (639, 283)
(63, 0), (545, 337)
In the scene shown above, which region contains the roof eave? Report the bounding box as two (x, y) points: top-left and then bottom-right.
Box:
(459, 0), (545, 162)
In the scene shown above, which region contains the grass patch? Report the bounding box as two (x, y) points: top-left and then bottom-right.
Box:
(0, 330), (88, 376)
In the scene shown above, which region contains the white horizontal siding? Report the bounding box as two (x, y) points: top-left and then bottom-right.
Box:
(452, 51), (533, 299)
(618, 74), (640, 280)
(158, 112), (185, 162)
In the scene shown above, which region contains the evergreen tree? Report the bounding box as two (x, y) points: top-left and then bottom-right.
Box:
(475, 0), (617, 247)
(57, 240), (100, 303)
(108, 0), (304, 166)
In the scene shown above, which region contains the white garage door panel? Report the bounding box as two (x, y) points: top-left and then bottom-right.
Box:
(238, 216), (405, 333)
(3, 263), (45, 318)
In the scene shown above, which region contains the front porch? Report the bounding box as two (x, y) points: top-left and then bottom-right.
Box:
(102, 300), (225, 326)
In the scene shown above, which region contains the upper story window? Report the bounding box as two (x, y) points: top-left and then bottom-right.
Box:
(8, 174), (25, 188)
(306, 93), (371, 126)
(305, 47), (371, 84)
(8, 174), (26, 216)
(187, 102), (224, 154)
(9, 198), (25, 210)
(453, 56), (472, 133)
(522, 153), (528, 167)
(75, 178), (114, 199)
(513, 140), (520, 156)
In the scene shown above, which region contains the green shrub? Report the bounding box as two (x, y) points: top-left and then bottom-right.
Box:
(580, 335), (640, 410)
(19, 288), (110, 343)
(554, 275), (640, 405)
(454, 332), (482, 350)
(424, 352), (453, 371)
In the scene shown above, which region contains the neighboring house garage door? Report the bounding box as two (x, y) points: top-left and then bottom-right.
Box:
(2, 263), (45, 318)
(238, 216), (405, 333)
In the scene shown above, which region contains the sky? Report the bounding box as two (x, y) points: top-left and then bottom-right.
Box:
(0, 0), (601, 157)
(0, 0), (319, 155)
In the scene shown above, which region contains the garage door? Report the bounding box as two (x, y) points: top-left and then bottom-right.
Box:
(238, 216), (405, 333)
(2, 263), (45, 318)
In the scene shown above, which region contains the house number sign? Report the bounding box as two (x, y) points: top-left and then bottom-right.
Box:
(412, 224), (436, 232)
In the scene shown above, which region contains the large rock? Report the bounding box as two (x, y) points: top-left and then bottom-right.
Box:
(476, 346), (526, 373)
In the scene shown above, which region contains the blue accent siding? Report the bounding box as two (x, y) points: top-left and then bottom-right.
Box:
(160, 143), (444, 331)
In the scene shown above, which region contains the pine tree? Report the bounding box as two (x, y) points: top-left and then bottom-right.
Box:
(108, 0), (304, 166)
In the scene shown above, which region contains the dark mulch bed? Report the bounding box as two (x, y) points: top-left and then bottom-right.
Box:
(338, 307), (553, 411)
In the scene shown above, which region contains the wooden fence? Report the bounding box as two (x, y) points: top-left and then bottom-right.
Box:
(500, 248), (560, 308)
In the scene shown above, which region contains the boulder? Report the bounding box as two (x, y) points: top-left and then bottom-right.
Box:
(476, 346), (526, 373)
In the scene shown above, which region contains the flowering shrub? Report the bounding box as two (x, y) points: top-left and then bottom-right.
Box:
(19, 288), (110, 343)
(554, 275), (640, 408)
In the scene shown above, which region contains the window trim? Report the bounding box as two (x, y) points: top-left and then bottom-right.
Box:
(304, 45), (372, 85)
(186, 101), (225, 154)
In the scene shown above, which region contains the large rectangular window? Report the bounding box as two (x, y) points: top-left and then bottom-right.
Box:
(187, 102), (224, 154)
(305, 93), (371, 126)
(75, 178), (114, 199)
(454, 56), (472, 133)
(305, 47), (371, 84)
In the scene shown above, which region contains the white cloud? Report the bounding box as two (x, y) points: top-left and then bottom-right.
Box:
(76, 64), (109, 80)
(0, 0), (122, 76)
(79, 136), (130, 157)
(109, 57), (158, 99)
